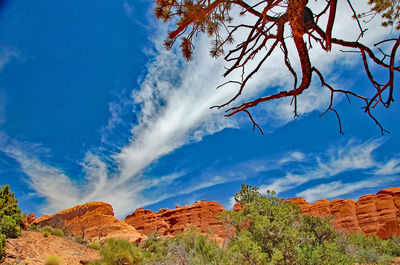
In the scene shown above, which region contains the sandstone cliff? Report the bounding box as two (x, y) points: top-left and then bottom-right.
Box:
(287, 187), (400, 239)
(34, 202), (145, 242)
(33, 187), (400, 242)
(125, 200), (227, 238)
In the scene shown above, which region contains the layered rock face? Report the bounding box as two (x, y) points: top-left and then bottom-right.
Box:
(34, 202), (145, 242)
(33, 187), (400, 242)
(125, 200), (227, 238)
(288, 187), (400, 239)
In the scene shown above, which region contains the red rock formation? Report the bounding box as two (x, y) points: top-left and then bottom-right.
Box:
(329, 199), (361, 233)
(125, 200), (227, 238)
(33, 187), (400, 242)
(34, 202), (145, 242)
(357, 194), (378, 235)
(309, 199), (332, 217)
(27, 213), (36, 225)
(233, 202), (243, 212)
(289, 187), (400, 239)
(287, 197), (310, 214)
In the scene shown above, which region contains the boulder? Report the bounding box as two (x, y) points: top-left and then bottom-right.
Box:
(329, 199), (361, 233)
(287, 197), (310, 214)
(288, 187), (400, 239)
(27, 213), (36, 225)
(34, 202), (145, 242)
(125, 200), (227, 238)
(356, 194), (378, 235)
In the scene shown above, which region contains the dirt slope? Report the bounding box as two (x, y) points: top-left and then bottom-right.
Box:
(3, 231), (99, 265)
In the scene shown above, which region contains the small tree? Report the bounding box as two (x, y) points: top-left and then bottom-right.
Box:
(234, 184), (262, 204)
(221, 185), (353, 264)
(79, 218), (89, 239)
(93, 238), (143, 265)
(0, 185), (24, 238)
(0, 185), (24, 261)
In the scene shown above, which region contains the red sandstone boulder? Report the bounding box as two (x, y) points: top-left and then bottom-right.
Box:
(27, 213), (36, 225)
(233, 202), (243, 212)
(289, 187), (400, 239)
(35, 202), (145, 242)
(381, 188), (400, 209)
(287, 197), (310, 214)
(356, 194), (378, 235)
(329, 199), (361, 233)
(125, 200), (227, 238)
(309, 199), (332, 217)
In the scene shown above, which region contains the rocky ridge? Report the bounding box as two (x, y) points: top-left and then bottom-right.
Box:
(34, 202), (145, 242)
(287, 187), (400, 239)
(33, 187), (400, 243)
(125, 200), (227, 238)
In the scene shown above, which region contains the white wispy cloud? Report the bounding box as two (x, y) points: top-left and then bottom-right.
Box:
(0, 135), (81, 213)
(260, 138), (396, 199)
(226, 197), (237, 211)
(372, 157), (400, 175)
(297, 177), (394, 202)
(2, 1), (395, 218)
(0, 48), (19, 125)
(0, 138), (189, 216)
(279, 151), (306, 164)
(0, 48), (19, 71)
(0, 91), (6, 125)
(123, 1), (133, 16)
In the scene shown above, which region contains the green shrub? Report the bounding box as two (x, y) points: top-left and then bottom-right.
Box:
(52, 228), (64, 237)
(41, 226), (53, 233)
(74, 236), (88, 245)
(94, 238), (143, 265)
(0, 185), (24, 261)
(28, 223), (40, 231)
(140, 227), (226, 265)
(89, 240), (101, 250)
(41, 226), (64, 237)
(45, 255), (63, 265)
(0, 215), (20, 238)
(0, 234), (6, 262)
(86, 185), (400, 265)
(221, 185), (353, 265)
(0, 185), (24, 239)
(343, 232), (400, 264)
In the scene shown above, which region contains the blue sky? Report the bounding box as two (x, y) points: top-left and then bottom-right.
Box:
(0, 0), (399, 219)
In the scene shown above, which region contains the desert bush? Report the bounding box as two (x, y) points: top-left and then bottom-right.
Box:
(0, 234), (6, 262)
(89, 240), (101, 250)
(140, 227), (226, 265)
(52, 228), (64, 237)
(0, 215), (20, 238)
(386, 236), (400, 257)
(342, 233), (400, 265)
(74, 236), (88, 245)
(92, 238), (142, 265)
(28, 223), (40, 231)
(41, 226), (64, 237)
(221, 185), (353, 265)
(45, 255), (63, 265)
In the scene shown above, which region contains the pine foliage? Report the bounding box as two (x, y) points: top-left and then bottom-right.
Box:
(0, 185), (24, 261)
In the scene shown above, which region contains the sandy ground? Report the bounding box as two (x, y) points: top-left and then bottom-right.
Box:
(3, 231), (99, 265)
